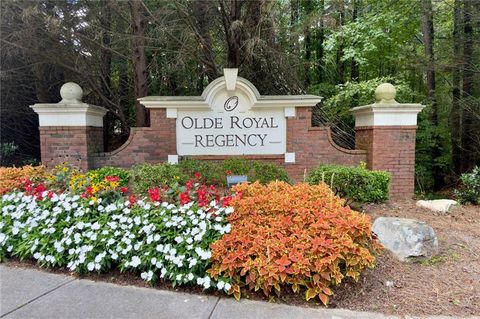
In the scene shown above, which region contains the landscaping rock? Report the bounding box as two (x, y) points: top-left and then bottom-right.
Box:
(372, 217), (438, 262)
(416, 199), (459, 213)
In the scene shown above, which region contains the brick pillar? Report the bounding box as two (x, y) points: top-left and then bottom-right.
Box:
(351, 83), (424, 199)
(31, 82), (107, 171)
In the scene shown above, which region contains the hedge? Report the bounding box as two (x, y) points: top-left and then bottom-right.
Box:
(306, 164), (390, 203)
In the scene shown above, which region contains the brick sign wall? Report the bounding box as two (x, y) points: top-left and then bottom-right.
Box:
(31, 73), (424, 199)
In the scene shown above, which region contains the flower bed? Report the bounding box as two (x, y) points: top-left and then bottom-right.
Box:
(0, 170), (234, 292)
(208, 181), (382, 304)
(0, 164), (381, 304)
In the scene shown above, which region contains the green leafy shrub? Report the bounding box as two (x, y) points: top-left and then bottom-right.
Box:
(222, 158), (252, 176)
(177, 159), (224, 185)
(306, 163), (390, 203)
(130, 163), (186, 195)
(88, 166), (130, 187)
(178, 158), (290, 186)
(454, 166), (480, 205)
(250, 161), (289, 184)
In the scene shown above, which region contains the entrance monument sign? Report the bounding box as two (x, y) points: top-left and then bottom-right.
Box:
(30, 69), (424, 198)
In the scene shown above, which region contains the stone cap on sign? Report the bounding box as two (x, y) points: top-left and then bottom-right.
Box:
(139, 68), (322, 118)
(30, 82), (108, 127)
(351, 83), (424, 127)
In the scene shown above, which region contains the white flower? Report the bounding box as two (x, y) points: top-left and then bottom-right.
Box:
(111, 253), (118, 260)
(151, 257), (157, 265)
(130, 256), (141, 268)
(217, 281), (225, 290)
(176, 274), (183, 281)
(87, 262), (95, 271)
(224, 283), (231, 291)
(202, 276), (211, 289)
(0, 233), (6, 244)
(11, 227), (19, 235)
(141, 270), (153, 281)
(91, 222), (100, 230)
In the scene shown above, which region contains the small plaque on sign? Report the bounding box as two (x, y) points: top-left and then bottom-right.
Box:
(226, 175), (248, 188)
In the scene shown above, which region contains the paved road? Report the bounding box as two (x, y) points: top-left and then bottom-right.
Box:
(0, 265), (476, 319)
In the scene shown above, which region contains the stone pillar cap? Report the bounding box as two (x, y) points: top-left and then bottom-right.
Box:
(375, 83), (397, 104)
(60, 82), (83, 104)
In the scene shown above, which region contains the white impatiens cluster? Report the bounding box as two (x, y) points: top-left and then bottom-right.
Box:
(0, 191), (233, 292)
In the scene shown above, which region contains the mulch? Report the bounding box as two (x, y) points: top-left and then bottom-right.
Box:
(3, 199), (479, 317)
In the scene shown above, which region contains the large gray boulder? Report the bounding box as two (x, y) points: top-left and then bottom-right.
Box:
(372, 217), (438, 262)
(416, 199), (459, 213)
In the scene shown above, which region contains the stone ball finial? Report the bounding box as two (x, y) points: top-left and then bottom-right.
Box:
(375, 83), (396, 103)
(60, 82), (83, 103)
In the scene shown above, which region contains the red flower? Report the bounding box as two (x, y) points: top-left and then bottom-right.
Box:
(222, 196), (233, 207)
(225, 170), (233, 175)
(128, 194), (137, 207)
(35, 184), (45, 193)
(86, 186), (93, 196)
(120, 187), (129, 194)
(148, 187), (161, 202)
(180, 192), (190, 205)
(47, 191), (54, 199)
(185, 180), (193, 191)
(194, 172), (202, 179)
(81, 192), (87, 198)
(209, 185), (215, 191)
(105, 176), (119, 183)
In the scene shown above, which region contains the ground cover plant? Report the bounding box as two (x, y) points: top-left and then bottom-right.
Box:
(306, 163), (390, 203)
(0, 168), (234, 293)
(208, 181), (382, 304)
(0, 163), (381, 305)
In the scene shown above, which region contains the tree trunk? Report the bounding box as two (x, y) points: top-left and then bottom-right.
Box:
(350, 0), (359, 82)
(303, 0), (314, 87)
(99, 0), (112, 103)
(193, 0), (218, 82)
(461, 0), (475, 172)
(315, 0), (325, 83)
(336, 0), (345, 84)
(421, 0), (436, 113)
(421, 0), (443, 189)
(219, 0), (243, 68)
(451, 0), (463, 174)
(129, 0), (148, 127)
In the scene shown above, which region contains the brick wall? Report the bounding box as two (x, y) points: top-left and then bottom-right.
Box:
(37, 108), (416, 199)
(285, 108), (367, 181)
(90, 107), (367, 181)
(91, 109), (176, 168)
(355, 126), (417, 199)
(39, 126), (103, 171)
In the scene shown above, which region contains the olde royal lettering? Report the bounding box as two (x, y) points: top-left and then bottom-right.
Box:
(180, 116), (279, 130)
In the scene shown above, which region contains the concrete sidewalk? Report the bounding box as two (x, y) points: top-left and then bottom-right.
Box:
(0, 265), (476, 319)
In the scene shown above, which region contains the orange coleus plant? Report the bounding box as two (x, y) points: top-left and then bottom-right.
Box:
(0, 165), (47, 195)
(208, 181), (382, 304)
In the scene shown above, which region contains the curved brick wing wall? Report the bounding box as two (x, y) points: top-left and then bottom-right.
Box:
(90, 108), (366, 182)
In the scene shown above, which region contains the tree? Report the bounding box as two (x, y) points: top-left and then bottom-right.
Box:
(129, 0), (149, 127)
